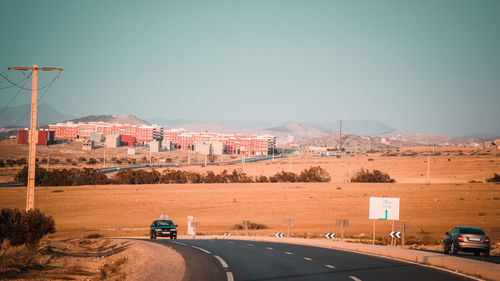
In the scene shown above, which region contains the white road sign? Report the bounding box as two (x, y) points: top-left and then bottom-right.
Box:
(369, 197), (400, 220)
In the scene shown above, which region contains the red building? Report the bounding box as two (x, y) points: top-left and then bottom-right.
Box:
(49, 122), (162, 145)
(163, 129), (275, 156)
(17, 129), (55, 146)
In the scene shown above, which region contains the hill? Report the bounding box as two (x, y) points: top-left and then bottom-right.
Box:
(377, 131), (487, 146)
(0, 103), (74, 127)
(66, 115), (150, 126)
(297, 133), (426, 151)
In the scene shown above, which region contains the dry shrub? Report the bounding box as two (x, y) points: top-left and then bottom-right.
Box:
(0, 209), (55, 254)
(486, 173), (500, 183)
(351, 168), (395, 183)
(231, 222), (268, 230)
(15, 166), (110, 186)
(298, 166), (331, 182)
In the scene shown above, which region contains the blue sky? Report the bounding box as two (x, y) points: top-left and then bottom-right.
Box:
(1, 0), (499, 137)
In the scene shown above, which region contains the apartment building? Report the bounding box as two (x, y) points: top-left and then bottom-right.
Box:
(49, 122), (163, 144)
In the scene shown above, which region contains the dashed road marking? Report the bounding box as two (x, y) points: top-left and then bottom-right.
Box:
(285, 252), (293, 255)
(266, 247), (273, 250)
(304, 257), (312, 261)
(214, 255), (229, 269)
(349, 276), (362, 281)
(325, 264), (336, 269)
(191, 246), (212, 254)
(247, 243), (254, 246)
(226, 271), (234, 281)
(171, 241), (187, 246)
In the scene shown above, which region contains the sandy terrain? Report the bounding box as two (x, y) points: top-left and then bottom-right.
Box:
(0, 182), (498, 246)
(1, 141), (498, 246)
(0, 238), (184, 281)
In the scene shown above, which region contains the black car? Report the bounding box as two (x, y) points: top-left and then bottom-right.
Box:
(443, 226), (490, 257)
(150, 219), (178, 240)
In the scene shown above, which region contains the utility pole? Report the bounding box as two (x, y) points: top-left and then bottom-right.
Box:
(103, 148), (106, 168)
(339, 119), (342, 152)
(426, 156), (430, 184)
(7, 65), (63, 211)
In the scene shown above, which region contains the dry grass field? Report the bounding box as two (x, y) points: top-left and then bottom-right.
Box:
(0, 182), (498, 245)
(1, 141), (499, 246)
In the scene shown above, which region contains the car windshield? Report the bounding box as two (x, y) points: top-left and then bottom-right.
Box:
(155, 220), (173, 226)
(458, 227), (485, 235)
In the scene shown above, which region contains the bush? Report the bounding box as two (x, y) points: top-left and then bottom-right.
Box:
(486, 173), (500, 183)
(14, 166), (110, 186)
(78, 157), (87, 162)
(0, 159), (4, 167)
(86, 158), (98, 165)
(298, 166), (331, 182)
(231, 222), (269, 230)
(351, 168), (395, 183)
(269, 171), (298, 183)
(0, 208), (55, 252)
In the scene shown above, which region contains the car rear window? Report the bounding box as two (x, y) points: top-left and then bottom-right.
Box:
(458, 227), (485, 235)
(155, 220), (173, 226)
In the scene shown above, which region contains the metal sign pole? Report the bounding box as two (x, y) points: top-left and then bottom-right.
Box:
(372, 220), (375, 245)
(392, 220), (395, 246)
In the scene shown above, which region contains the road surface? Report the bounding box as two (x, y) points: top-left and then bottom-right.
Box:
(150, 239), (475, 281)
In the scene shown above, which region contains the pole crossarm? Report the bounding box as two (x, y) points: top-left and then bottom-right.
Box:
(8, 66), (63, 71)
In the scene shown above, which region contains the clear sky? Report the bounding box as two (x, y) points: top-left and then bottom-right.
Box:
(1, 0), (499, 137)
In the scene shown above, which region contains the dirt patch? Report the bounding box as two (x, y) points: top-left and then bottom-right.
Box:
(0, 238), (184, 281)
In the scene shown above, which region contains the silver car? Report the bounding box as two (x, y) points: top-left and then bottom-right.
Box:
(443, 226), (490, 257)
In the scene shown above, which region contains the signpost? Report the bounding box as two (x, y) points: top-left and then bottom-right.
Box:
(187, 216), (197, 237)
(336, 219), (349, 241)
(369, 197), (400, 244)
(282, 218), (294, 238)
(394, 221), (411, 247)
(243, 220), (250, 236)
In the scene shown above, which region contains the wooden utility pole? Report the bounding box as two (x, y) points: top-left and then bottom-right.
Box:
(7, 65), (63, 211)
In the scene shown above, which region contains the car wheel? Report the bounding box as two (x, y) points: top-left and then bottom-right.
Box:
(474, 250), (480, 256)
(442, 244), (449, 254)
(483, 250), (490, 258)
(451, 243), (458, 255)
(170, 235), (174, 240)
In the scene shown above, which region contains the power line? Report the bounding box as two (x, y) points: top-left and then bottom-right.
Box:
(0, 76), (30, 115)
(0, 72), (57, 91)
(9, 71), (62, 127)
(0, 70), (29, 89)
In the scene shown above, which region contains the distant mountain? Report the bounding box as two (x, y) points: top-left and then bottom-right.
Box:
(266, 123), (329, 141)
(164, 122), (263, 135)
(305, 120), (394, 136)
(144, 118), (202, 126)
(377, 131), (487, 146)
(66, 115), (150, 126)
(297, 133), (426, 151)
(0, 103), (74, 128)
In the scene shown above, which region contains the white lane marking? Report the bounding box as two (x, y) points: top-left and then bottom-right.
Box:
(171, 241), (187, 246)
(226, 271), (234, 281)
(304, 257), (312, 261)
(191, 246), (212, 254)
(285, 252), (293, 255)
(349, 276), (362, 281)
(247, 243), (254, 246)
(213, 255), (229, 269)
(266, 247), (273, 250)
(325, 264), (336, 269)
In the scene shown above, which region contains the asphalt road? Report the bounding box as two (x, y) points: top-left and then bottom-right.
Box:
(152, 239), (475, 281)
